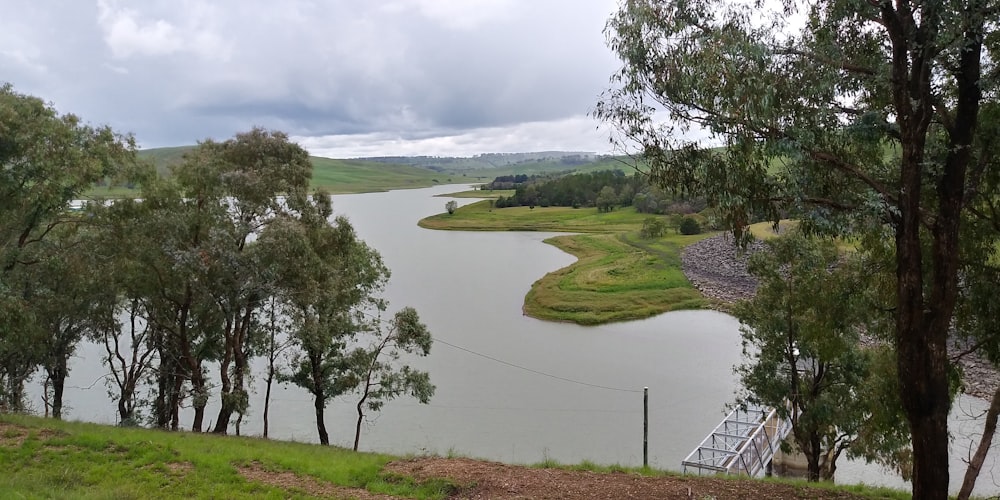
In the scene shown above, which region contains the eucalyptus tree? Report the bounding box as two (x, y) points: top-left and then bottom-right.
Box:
(122, 175), (226, 431)
(951, 101), (1000, 499)
(0, 83), (136, 412)
(30, 223), (114, 419)
(734, 232), (908, 481)
(197, 128), (312, 435)
(348, 306), (434, 452)
(84, 197), (160, 426)
(598, 1), (994, 496)
(265, 192), (390, 445)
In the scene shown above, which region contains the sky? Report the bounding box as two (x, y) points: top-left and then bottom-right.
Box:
(2, 0), (624, 158)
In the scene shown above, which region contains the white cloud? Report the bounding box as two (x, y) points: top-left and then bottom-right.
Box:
(293, 115), (615, 158)
(408, 0), (515, 30)
(95, 0), (230, 60)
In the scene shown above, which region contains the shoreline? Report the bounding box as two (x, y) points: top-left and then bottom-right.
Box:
(681, 233), (999, 401)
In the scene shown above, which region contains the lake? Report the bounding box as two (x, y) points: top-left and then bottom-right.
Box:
(32, 184), (1000, 495)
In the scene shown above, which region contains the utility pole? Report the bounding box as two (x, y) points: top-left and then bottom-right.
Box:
(643, 386), (648, 468)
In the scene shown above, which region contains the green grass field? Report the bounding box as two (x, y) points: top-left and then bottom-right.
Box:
(0, 414), (453, 499)
(419, 200), (651, 233)
(0, 414), (909, 499)
(433, 189), (513, 198)
(89, 149), (445, 198)
(421, 200), (716, 324)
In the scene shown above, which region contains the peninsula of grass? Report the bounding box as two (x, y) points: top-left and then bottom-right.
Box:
(419, 200), (715, 324)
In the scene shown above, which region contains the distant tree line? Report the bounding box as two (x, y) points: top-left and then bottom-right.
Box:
(0, 85), (433, 449)
(489, 170), (710, 218)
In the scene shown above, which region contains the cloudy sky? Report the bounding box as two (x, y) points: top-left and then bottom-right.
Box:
(3, 0), (625, 158)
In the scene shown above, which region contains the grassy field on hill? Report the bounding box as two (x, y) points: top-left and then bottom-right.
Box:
(89, 148), (638, 198)
(87, 148), (445, 197)
(420, 200), (716, 324)
(309, 156), (442, 193)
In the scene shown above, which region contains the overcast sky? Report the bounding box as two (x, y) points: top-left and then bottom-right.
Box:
(2, 0), (624, 158)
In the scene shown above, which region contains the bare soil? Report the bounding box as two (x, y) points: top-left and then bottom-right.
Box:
(238, 456), (886, 499)
(381, 457), (879, 500)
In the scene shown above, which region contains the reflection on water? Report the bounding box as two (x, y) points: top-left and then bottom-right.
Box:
(29, 185), (1000, 495)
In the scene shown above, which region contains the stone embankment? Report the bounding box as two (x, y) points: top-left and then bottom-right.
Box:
(680, 233), (762, 304)
(681, 233), (1000, 400)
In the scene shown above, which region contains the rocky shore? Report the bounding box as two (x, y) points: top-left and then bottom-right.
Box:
(681, 233), (1000, 400)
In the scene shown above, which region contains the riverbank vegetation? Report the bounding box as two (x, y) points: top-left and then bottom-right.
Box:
(0, 413), (911, 499)
(1, 85), (433, 448)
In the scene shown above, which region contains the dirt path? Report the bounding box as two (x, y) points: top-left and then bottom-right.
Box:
(383, 457), (878, 499)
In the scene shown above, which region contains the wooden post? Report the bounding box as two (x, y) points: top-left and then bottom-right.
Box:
(643, 386), (648, 468)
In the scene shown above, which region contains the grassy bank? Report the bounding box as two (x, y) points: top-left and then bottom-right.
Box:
(0, 414), (452, 499)
(420, 200), (716, 324)
(0, 414), (910, 499)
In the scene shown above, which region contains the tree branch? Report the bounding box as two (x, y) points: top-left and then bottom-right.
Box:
(774, 48), (878, 76)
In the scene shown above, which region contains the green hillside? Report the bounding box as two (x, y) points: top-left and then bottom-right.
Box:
(309, 156), (443, 193)
(128, 147), (443, 194)
(117, 147), (641, 197)
(361, 152), (643, 181)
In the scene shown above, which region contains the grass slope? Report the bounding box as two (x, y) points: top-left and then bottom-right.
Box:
(309, 157), (442, 193)
(0, 414), (452, 500)
(0, 414), (909, 499)
(421, 200), (713, 324)
(95, 147), (445, 197)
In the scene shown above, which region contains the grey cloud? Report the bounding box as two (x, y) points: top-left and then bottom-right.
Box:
(3, 0), (622, 155)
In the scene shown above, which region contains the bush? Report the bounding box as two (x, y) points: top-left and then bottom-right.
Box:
(679, 216), (702, 235)
(639, 217), (667, 239)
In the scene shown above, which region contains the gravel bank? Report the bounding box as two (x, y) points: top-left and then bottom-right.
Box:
(681, 233), (999, 400)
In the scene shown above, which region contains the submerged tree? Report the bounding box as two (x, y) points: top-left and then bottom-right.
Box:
(598, 1), (994, 496)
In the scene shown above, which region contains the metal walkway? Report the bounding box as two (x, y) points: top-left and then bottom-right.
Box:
(680, 404), (792, 477)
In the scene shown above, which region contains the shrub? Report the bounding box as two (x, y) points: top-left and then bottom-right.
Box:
(640, 217), (667, 239)
(679, 216), (702, 235)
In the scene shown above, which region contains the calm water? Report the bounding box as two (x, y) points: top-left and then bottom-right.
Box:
(30, 185), (1000, 495)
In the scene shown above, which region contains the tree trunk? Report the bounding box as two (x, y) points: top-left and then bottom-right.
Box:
(170, 374), (183, 431)
(212, 348), (233, 434)
(263, 365), (273, 439)
(214, 308), (253, 434)
(118, 395), (131, 424)
(354, 398), (365, 452)
(48, 359), (67, 420)
(958, 385), (1000, 499)
(190, 368), (207, 432)
(314, 388), (329, 445)
(804, 434), (821, 482)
